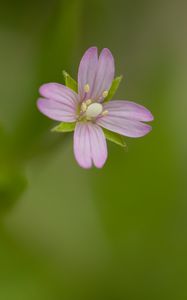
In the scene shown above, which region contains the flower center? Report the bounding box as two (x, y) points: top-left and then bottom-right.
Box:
(79, 97), (108, 121)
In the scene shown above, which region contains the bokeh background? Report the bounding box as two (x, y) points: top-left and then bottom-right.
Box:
(0, 0), (187, 299)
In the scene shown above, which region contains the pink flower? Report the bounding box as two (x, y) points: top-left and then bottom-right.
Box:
(37, 47), (153, 169)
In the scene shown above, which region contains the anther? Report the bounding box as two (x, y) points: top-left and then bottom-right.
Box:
(102, 90), (108, 98)
(85, 99), (92, 106)
(84, 84), (90, 93)
(102, 110), (108, 116)
(81, 102), (87, 112)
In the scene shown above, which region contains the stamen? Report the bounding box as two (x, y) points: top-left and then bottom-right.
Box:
(102, 110), (108, 116)
(102, 90), (108, 98)
(84, 84), (90, 93)
(81, 102), (87, 112)
(85, 99), (92, 106)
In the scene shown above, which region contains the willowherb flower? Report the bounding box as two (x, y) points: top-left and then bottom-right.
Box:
(37, 47), (153, 169)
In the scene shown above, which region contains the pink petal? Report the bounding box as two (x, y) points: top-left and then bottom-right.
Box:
(39, 83), (80, 106)
(38, 83), (79, 122)
(73, 122), (107, 169)
(37, 98), (77, 122)
(87, 123), (108, 168)
(97, 115), (152, 138)
(78, 47), (98, 100)
(91, 48), (115, 101)
(103, 100), (154, 121)
(73, 123), (92, 169)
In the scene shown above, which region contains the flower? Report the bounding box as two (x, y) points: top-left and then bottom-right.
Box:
(37, 47), (153, 169)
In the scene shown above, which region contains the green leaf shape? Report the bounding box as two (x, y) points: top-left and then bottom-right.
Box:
(52, 122), (76, 133)
(63, 70), (78, 93)
(103, 128), (127, 148)
(104, 75), (123, 102)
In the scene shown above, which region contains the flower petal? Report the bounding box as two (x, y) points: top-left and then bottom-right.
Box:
(91, 48), (115, 101)
(39, 83), (80, 106)
(37, 98), (77, 122)
(73, 122), (107, 169)
(38, 83), (79, 122)
(87, 123), (108, 168)
(97, 115), (152, 138)
(78, 47), (98, 100)
(73, 123), (92, 169)
(103, 100), (154, 121)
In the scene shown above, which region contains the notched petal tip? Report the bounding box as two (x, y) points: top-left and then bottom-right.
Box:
(82, 47), (98, 60)
(94, 159), (106, 169)
(36, 97), (45, 111)
(138, 107), (154, 122)
(39, 83), (54, 96)
(137, 103), (154, 122)
(126, 123), (152, 138)
(135, 103), (154, 122)
(36, 97), (51, 118)
(143, 124), (152, 135)
(100, 48), (115, 68)
(101, 47), (113, 56)
(85, 46), (98, 52)
(147, 111), (154, 122)
(133, 123), (153, 137)
(74, 162), (93, 170)
(100, 48), (114, 63)
(76, 160), (93, 169)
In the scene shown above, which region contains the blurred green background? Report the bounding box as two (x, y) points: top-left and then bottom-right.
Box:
(0, 0), (187, 299)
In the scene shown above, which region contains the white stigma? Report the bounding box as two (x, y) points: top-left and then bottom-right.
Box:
(85, 103), (103, 118)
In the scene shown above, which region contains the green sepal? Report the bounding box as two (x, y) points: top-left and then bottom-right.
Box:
(104, 75), (123, 102)
(51, 122), (76, 133)
(63, 70), (78, 93)
(103, 128), (126, 148)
